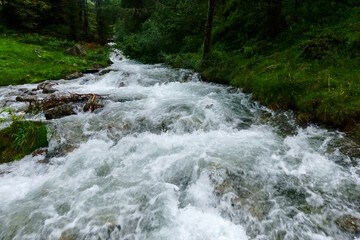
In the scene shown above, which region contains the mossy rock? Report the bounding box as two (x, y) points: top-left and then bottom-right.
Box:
(0, 121), (48, 164)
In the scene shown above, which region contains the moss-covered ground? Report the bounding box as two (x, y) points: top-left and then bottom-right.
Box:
(0, 32), (110, 86)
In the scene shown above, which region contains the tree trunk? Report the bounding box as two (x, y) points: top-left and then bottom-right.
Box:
(268, 0), (282, 37)
(203, 0), (215, 60)
(294, 0), (300, 10)
(83, 0), (89, 36)
(95, 0), (104, 43)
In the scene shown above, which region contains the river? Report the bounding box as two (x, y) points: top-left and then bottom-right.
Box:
(0, 50), (359, 240)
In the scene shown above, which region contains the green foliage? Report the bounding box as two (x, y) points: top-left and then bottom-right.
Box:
(0, 107), (25, 122)
(0, 108), (48, 163)
(17, 33), (75, 51)
(0, 34), (110, 86)
(0, 121), (48, 164)
(116, 0), (207, 63)
(1, 0), (51, 30)
(0, 0), (118, 43)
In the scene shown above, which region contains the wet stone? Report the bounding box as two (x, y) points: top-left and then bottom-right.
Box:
(32, 149), (48, 157)
(83, 96), (104, 112)
(108, 224), (121, 234)
(336, 214), (360, 233)
(42, 84), (57, 94)
(66, 72), (83, 80)
(37, 159), (50, 164)
(99, 69), (118, 76)
(0, 171), (11, 176)
(58, 231), (77, 240)
(44, 104), (75, 120)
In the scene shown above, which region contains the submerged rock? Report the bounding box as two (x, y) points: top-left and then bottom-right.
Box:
(58, 231), (77, 240)
(0, 171), (11, 176)
(108, 224), (121, 235)
(336, 214), (360, 233)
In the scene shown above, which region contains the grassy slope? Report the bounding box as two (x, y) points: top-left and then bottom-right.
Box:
(167, 7), (360, 132)
(0, 34), (110, 86)
(0, 121), (48, 164)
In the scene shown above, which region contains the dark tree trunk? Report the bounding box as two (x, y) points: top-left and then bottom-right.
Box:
(203, 0), (215, 60)
(96, 0), (104, 43)
(268, 0), (282, 37)
(294, 0), (300, 10)
(83, 0), (89, 36)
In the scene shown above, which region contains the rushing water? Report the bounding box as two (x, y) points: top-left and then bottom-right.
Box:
(0, 50), (359, 240)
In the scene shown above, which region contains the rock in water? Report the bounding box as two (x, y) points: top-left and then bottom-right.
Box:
(58, 231), (77, 240)
(83, 96), (104, 112)
(336, 214), (360, 233)
(44, 104), (75, 120)
(65, 72), (83, 80)
(65, 44), (87, 57)
(42, 84), (58, 94)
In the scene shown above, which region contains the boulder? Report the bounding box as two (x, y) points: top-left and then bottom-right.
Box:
(44, 104), (75, 120)
(42, 84), (58, 94)
(65, 44), (87, 57)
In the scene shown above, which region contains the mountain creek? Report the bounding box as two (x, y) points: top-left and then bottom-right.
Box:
(0, 50), (359, 240)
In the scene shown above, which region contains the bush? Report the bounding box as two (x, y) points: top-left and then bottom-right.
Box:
(18, 33), (75, 51)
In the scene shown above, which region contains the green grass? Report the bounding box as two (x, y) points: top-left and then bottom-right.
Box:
(0, 33), (111, 86)
(0, 121), (48, 164)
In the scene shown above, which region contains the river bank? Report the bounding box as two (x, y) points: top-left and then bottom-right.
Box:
(119, 6), (360, 137)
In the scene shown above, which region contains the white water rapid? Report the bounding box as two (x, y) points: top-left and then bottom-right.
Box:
(0, 50), (359, 240)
